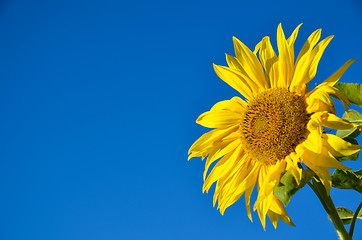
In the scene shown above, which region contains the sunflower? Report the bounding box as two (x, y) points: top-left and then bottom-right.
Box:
(188, 23), (362, 229)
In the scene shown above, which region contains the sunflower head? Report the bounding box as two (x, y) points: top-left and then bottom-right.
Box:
(241, 87), (310, 166)
(189, 23), (361, 229)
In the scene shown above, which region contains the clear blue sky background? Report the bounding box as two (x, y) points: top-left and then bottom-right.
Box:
(0, 0), (361, 239)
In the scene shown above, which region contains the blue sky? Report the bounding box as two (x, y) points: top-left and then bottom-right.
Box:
(0, 0), (361, 239)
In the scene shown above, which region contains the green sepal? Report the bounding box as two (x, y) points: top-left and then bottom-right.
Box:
(336, 110), (362, 139)
(332, 207), (362, 225)
(331, 169), (362, 193)
(334, 83), (362, 107)
(275, 169), (314, 206)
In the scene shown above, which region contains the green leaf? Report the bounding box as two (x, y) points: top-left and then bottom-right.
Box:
(332, 169), (362, 193)
(275, 169), (314, 206)
(336, 110), (362, 139)
(333, 207), (362, 225)
(334, 83), (362, 107)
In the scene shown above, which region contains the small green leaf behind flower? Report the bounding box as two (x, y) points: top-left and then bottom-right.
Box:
(335, 110), (361, 162)
(336, 110), (362, 140)
(334, 83), (362, 107)
(275, 169), (314, 206)
(332, 207), (362, 225)
(331, 169), (362, 193)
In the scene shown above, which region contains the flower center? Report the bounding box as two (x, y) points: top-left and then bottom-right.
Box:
(241, 88), (309, 165)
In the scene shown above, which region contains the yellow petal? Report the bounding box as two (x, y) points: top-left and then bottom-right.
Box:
(306, 91), (335, 114)
(322, 86), (350, 111)
(225, 54), (247, 75)
(267, 197), (295, 228)
(301, 150), (332, 194)
(231, 96), (248, 109)
(225, 52), (267, 91)
(245, 182), (255, 222)
(188, 125), (238, 156)
(277, 23), (294, 87)
(213, 153), (248, 206)
(219, 160), (260, 214)
(210, 97), (246, 113)
(286, 23), (303, 57)
(307, 36), (334, 81)
(295, 28), (321, 65)
(213, 64), (256, 99)
(267, 211), (280, 229)
(255, 191), (273, 230)
(233, 37), (268, 90)
(290, 29), (322, 93)
(320, 112), (358, 130)
(323, 134), (362, 157)
(203, 139), (241, 181)
(255, 161), (286, 205)
(306, 85), (351, 114)
(318, 59), (357, 88)
(302, 138), (350, 170)
(303, 129), (322, 153)
(307, 112), (324, 134)
(259, 36), (277, 88)
(286, 154), (302, 185)
(222, 165), (258, 210)
(196, 110), (242, 128)
(318, 147), (350, 170)
(254, 39), (262, 54)
(203, 144), (243, 193)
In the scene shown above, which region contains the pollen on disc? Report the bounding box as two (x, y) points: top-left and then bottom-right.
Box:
(241, 88), (309, 165)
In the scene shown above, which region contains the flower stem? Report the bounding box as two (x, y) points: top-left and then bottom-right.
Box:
(308, 178), (351, 240)
(349, 201), (362, 237)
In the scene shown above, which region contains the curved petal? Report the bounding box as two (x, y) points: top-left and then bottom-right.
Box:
(318, 59), (357, 88)
(218, 160), (260, 214)
(301, 144), (350, 195)
(306, 84), (351, 114)
(253, 165), (273, 230)
(286, 23), (303, 61)
(277, 23), (294, 87)
(286, 154), (302, 185)
(307, 112), (324, 135)
(213, 153), (249, 206)
(320, 112), (358, 130)
(295, 28), (322, 65)
(259, 36), (278, 88)
(203, 139), (242, 181)
(188, 125), (239, 157)
(196, 110), (242, 128)
(290, 29), (322, 94)
(255, 160), (286, 205)
(213, 64), (256, 99)
(210, 97), (246, 113)
(300, 149), (332, 193)
(245, 181), (256, 222)
(256, 193), (274, 230)
(302, 131), (322, 154)
(306, 90), (335, 114)
(267, 197), (295, 228)
(254, 39), (262, 54)
(203, 144), (243, 192)
(323, 134), (362, 157)
(307, 35), (334, 81)
(225, 54), (248, 76)
(322, 86), (350, 112)
(233, 37), (268, 90)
